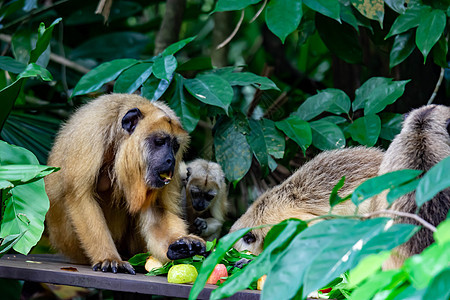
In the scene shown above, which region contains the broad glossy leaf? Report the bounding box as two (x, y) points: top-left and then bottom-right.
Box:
(385, 6), (428, 39)
(384, 0), (407, 14)
(434, 219), (450, 244)
(266, 0), (302, 43)
(0, 165), (57, 184)
(416, 9), (446, 61)
(168, 74), (200, 133)
(350, 269), (406, 300)
(0, 232), (26, 256)
(261, 118), (285, 159)
(295, 88), (350, 121)
(113, 63), (153, 94)
(275, 116), (312, 155)
(329, 176), (347, 209)
(415, 156), (450, 208)
(0, 141), (56, 254)
(162, 36), (196, 56)
(348, 115), (381, 146)
(353, 77), (409, 114)
(0, 79), (23, 131)
(321, 116), (347, 124)
(141, 76), (171, 101)
(432, 34), (448, 68)
(340, 2), (359, 32)
(29, 18), (62, 64)
(303, 0), (340, 21)
(351, 0), (384, 24)
(247, 120), (269, 175)
(153, 55), (177, 81)
(423, 267), (450, 300)
(218, 72), (279, 90)
(386, 178), (420, 204)
(72, 58), (137, 97)
(380, 112), (402, 141)
(213, 0), (262, 12)
(316, 15), (362, 64)
(214, 119), (252, 182)
(212, 220), (305, 299)
(184, 74), (233, 112)
(389, 31), (416, 68)
(0, 56), (26, 73)
(351, 169), (422, 206)
(17, 63), (52, 81)
(189, 227), (251, 300)
(310, 120), (346, 150)
(347, 252), (391, 287)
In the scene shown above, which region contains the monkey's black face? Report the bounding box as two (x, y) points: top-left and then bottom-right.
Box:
(145, 133), (180, 188)
(189, 186), (217, 211)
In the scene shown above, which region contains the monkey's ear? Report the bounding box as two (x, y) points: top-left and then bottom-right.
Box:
(122, 108), (143, 134)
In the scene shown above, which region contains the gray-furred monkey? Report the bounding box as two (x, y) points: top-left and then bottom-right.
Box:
(369, 104), (450, 269)
(230, 147), (384, 255)
(181, 159), (229, 241)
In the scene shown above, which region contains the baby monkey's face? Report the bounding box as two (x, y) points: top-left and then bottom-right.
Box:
(188, 185), (218, 212)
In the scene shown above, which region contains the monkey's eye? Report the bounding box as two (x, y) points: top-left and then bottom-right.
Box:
(154, 138), (166, 147)
(204, 192), (216, 201)
(173, 140), (180, 153)
(191, 190), (202, 199)
(243, 232), (256, 244)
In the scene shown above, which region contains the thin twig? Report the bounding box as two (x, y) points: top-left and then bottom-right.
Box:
(361, 210), (437, 232)
(249, 0), (267, 23)
(216, 10), (244, 50)
(427, 67), (444, 105)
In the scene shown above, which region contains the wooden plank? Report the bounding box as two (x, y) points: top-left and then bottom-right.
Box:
(0, 254), (260, 299)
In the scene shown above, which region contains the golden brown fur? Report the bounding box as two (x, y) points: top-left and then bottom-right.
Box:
(182, 159), (228, 241)
(45, 94), (204, 273)
(370, 104), (450, 269)
(230, 147), (384, 254)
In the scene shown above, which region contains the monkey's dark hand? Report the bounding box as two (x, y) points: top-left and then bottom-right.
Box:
(167, 236), (206, 260)
(193, 217), (207, 235)
(92, 259), (136, 275)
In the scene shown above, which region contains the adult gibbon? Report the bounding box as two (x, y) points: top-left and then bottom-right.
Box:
(230, 147), (384, 255)
(181, 159), (228, 241)
(45, 94), (205, 274)
(370, 104), (450, 268)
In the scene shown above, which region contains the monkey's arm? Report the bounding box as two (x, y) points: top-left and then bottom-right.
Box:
(65, 191), (135, 274)
(139, 208), (205, 263)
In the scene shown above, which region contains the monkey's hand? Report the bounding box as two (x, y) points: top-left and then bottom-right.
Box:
(193, 217), (207, 235)
(92, 259), (136, 275)
(167, 235), (206, 260)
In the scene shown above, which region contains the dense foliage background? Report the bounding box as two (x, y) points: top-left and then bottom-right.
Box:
(0, 0), (449, 299)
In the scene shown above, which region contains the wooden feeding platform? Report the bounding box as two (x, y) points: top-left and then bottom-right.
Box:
(0, 254), (261, 299)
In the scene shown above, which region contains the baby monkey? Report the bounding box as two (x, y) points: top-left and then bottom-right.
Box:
(182, 159), (229, 241)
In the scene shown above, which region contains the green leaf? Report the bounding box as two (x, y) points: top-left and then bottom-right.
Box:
(384, 0), (407, 14)
(0, 79), (23, 131)
(0, 56), (26, 74)
(153, 55), (177, 81)
(316, 15), (362, 64)
(213, 0), (262, 12)
(189, 227), (251, 300)
(348, 115), (381, 147)
(247, 120), (269, 176)
(0, 165), (57, 185)
(416, 9), (446, 62)
(351, 169), (422, 206)
(350, 269), (406, 300)
(184, 74), (233, 112)
(434, 219), (450, 244)
(214, 118), (252, 182)
(0, 141), (56, 254)
(17, 63), (52, 81)
(141, 76), (171, 101)
(432, 33), (448, 68)
(389, 31), (416, 68)
(386, 178), (420, 204)
(385, 6), (427, 39)
(128, 252), (150, 267)
(423, 267), (450, 300)
(415, 156), (450, 208)
(29, 18), (62, 64)
(353, 77), (409, 114)
(380, 113), (402, 141)
(218, 72), (279, 90)
(329, 176), (347, 209)
(351, 0), (384, 24)
(340, 2), (359, 32)
(0, 232), (26, 256)
(347, 252), (391, 287)
(212, 220), (305, 299)
(275, 116), (312, 155)
(310, 120), (346, 150)
(303, 0), (340, 21)
(113, 63), (153, 94)
(294, 88), (351, 121)
(168, 74), (200, 133)
(261, 119), (285, 159)
(162, 36), (196, 56)
(265, 0), (302, 43)
(72, 58), (138, 97)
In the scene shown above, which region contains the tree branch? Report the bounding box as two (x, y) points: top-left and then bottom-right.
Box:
(154, 0), (186, 55)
